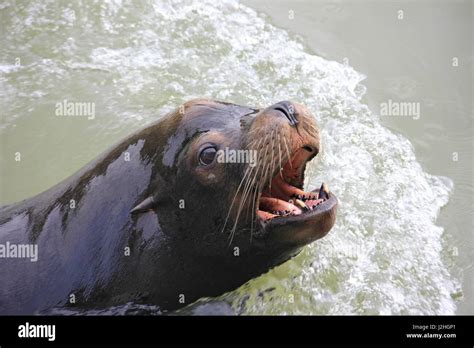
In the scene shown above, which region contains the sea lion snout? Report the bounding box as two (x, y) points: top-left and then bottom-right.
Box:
(237, 101), (336, 248)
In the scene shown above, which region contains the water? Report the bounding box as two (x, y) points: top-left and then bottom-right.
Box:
(0, 0), (467, 315)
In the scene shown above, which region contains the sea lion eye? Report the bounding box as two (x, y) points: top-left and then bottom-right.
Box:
(199, 145), (217, 166)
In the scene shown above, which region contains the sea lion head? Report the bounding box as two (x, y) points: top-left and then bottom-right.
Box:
(132, 98), (337, 297)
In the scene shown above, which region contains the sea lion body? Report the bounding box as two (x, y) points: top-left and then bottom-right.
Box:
(0, 99), (337, 314)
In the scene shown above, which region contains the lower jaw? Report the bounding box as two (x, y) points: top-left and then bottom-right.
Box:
(257, 193), (337, 250)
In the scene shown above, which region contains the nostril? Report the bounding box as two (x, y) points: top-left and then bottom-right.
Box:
(302, 145), (314, 153)
(272, 102), (298, 127)
(274, 106), (291, 119)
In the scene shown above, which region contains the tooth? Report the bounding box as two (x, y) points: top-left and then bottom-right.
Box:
(319, 183), (329, 199)
(294, 199), (308, 210)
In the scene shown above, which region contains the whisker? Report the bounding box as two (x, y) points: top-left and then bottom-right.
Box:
(261, 151), (272, 195)
(220, 165), (254, 235)
(277, 132), (284, 180)
(269, 129), (276, 194)
(308, 123), (318, 132)
(283, 137), (293, 169)
(227, 135), (266, 244)
(259, 134), (271, 192)
(246, 136), (261, 149)
(249, 183), (260, 242)
(249, 156), (265, 232)
(228, 165), (255, 244)
(243, 138), (264, 223)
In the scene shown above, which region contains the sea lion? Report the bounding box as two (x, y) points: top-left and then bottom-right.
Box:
(0, 99), (337, 314)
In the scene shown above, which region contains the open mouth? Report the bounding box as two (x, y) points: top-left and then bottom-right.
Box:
(257, 146), (331, 222)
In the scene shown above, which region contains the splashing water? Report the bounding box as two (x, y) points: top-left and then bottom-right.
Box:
(0, 0), (459, 314)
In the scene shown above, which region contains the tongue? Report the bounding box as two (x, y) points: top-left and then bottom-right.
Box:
(263, 174), (307, 201)
(256, 210), (278, 220)
(305, 198), (324, 209)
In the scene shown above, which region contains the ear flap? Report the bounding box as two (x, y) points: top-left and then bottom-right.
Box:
(130, 196), (157, 214)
